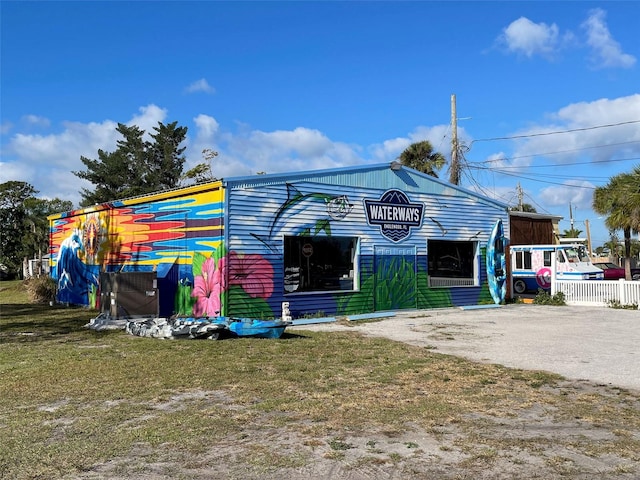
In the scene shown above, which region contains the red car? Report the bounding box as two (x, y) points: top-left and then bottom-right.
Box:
(593, 262), (626, 280)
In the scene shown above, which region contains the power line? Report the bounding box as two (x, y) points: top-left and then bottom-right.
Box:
(479, 168), (598, 189)
(523, 190), (551, 214)
(473, 157), (639, 170)
(471, 119), (640, 144)
(473, 142), (640, 166)
(468, 165), (612, 182)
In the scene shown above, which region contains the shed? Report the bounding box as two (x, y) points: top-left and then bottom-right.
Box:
(48, 162), (509, 319)
(509, 211), (562, 246)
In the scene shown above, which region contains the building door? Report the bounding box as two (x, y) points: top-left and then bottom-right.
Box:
(373, 245), (417, 311)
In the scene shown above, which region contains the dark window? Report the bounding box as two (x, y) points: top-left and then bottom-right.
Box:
(543, 251), (552, 267)
(284, 236), (358, 293)
(428, 240), (477, 287)
(514, 250), (532, 270)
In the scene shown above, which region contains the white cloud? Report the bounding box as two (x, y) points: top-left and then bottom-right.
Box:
(497, 17), (560, 58)
(185, 78), (215, 94)
(221, 127), (362, 175)
(6, 95), (633, 214)
(1, 105), (171, 206)
(22, 114), (51, 128)
(0, 122), (12, 135)
(496, 9), (636, 68)
(509, 94), (640, 165)
(539, 180), (596, 210)
(485, 94), (640, 231)
(129, 104), (168, 136)
(193, 114), (219, 141)
(368, 125), (456, 163)
(582, 8), (636, 69)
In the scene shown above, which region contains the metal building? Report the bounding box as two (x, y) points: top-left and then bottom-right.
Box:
(48, 162), (509, 319)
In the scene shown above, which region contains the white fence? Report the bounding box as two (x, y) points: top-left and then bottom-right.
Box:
(553, 279), (640, 307)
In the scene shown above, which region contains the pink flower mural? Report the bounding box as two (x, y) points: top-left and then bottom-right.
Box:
(192, 256), (226, 316)
(228, 251), (274, 299)
(188, 248), (274, 318)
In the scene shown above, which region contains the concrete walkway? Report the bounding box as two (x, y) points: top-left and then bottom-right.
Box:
(293, 304), (640, 392)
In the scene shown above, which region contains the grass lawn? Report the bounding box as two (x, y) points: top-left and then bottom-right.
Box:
(1, 279), (639, 479)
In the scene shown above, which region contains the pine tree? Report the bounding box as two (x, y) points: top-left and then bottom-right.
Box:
(74, 121), (188, 206)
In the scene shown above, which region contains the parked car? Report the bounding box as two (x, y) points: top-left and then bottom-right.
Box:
(593, 262), (626, 280)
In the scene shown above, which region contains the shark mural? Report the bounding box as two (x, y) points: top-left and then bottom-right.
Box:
(252, 184), (353, 252)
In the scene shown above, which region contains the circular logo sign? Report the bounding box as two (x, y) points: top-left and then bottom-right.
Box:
(302, 243), (313, 257)
(536, 267), (552, 288)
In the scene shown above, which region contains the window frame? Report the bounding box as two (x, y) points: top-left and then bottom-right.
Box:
(514, 250), (532, 270)
(283, 235), (360, 295)
(427, 239), (479, 288)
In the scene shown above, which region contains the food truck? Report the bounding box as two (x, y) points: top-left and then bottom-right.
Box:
(510, 244), (604, 294)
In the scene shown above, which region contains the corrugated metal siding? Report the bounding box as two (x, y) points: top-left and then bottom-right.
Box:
(227, 178), (508, 317)
(226, 164), (507, 210)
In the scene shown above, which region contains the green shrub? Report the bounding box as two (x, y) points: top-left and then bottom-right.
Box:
(533, 290), (566, 306)
(607, 300), (638, 310)
(24, 276), (57, 303)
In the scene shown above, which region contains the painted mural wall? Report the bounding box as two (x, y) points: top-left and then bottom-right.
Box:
(49, 172), (509, 320)
(49, 185), (226, 316)
(225, 180), (508, 319)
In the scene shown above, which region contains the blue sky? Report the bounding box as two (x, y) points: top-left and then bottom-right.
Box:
(1, 1), (639, 249)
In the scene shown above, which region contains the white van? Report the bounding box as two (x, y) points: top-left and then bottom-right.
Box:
(510, 244), (604, 294)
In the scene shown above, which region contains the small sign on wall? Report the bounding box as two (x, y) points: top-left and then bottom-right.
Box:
(302, 243), (313, 257)
(363, 189), (424, 243)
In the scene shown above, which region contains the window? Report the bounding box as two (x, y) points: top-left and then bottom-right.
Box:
(564, 245), (589, 263)
(557, 250), (566, 263)
(514, 250), (532, 269)
(543, 251), (552, 267)
(428, 240), (477, 287)
(284, 236), (358, 293)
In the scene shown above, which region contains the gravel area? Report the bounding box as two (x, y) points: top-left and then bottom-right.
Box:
(293, 304), (640, 392)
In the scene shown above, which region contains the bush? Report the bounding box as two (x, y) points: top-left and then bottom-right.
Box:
(533, 290), (566, 306)
(607, 300), (638, 310)
(24, 276), (57, 303)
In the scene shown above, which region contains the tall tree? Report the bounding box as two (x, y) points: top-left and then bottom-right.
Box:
(0, 181), (37, 276)
(146, 121), (188, 190)
(0, 181), (74, 278)
(398, 141), (447, 178)
(74, 121), (188, 206)
(181, 148), (218, 185)
(593, 166), (640, 280)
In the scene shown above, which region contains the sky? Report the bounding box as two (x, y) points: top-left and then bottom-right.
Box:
(1, 1), (639, 249)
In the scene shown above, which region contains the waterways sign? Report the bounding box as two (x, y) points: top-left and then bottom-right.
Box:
(363, 189), (424, 242)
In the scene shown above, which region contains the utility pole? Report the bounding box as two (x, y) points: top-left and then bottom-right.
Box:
(585, 219), (593, 257)
(569, 202), (574, 231)
(517, 182), (524, 211)
(449, 94), (460, 185)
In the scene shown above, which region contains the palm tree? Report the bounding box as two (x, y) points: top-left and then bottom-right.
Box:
(509, 203), (537, 213)
(398, 141), (447, 178)
(562, 227), (583, 238)
(592, 166), (640, 280)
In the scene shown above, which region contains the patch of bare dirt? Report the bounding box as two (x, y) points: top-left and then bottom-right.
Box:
(67, 312), (640, 480)
(67, 381), (640, 480)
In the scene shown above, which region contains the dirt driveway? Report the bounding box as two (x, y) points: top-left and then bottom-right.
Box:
(294, 304), (640, 392)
